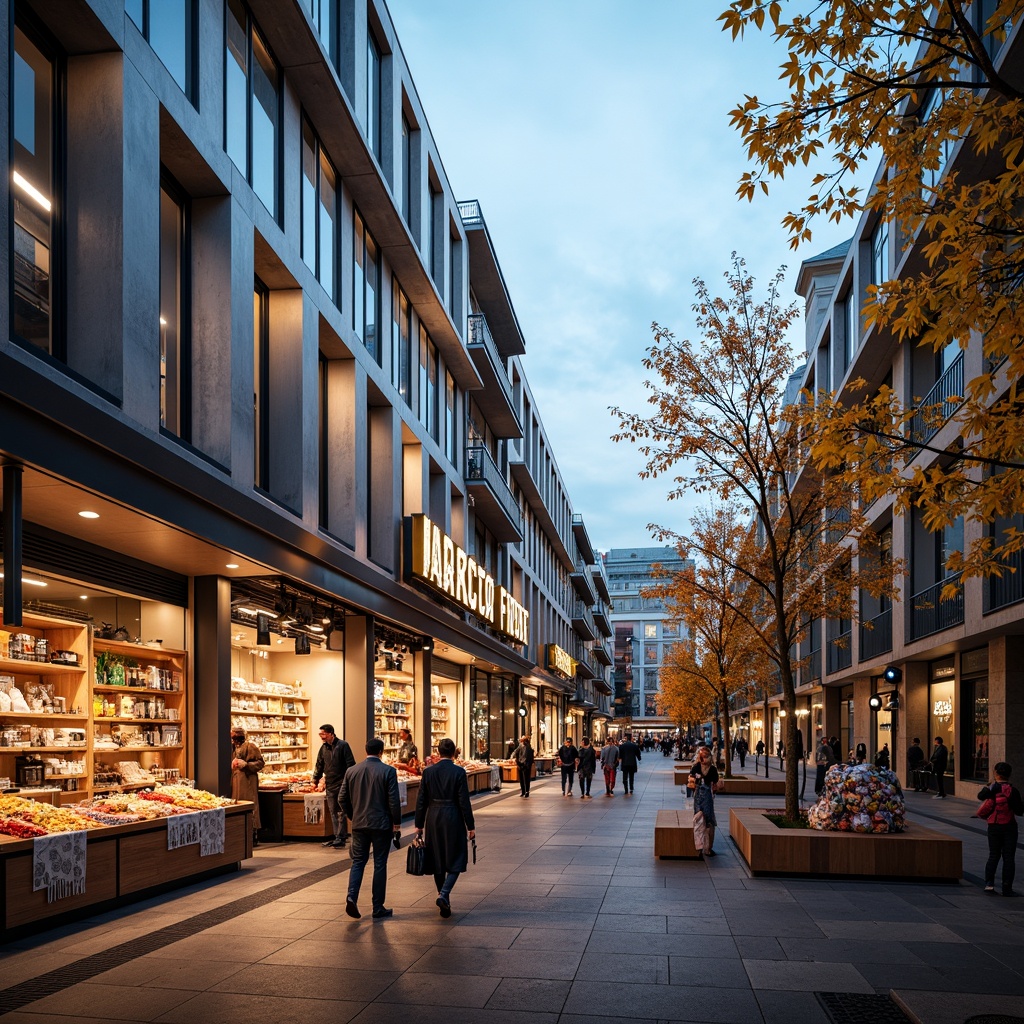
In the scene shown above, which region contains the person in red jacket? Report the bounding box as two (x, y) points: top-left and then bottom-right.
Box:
(975, 762), (1024, 897)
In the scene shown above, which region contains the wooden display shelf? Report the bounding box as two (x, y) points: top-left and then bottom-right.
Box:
(93, 744), (183, 752)
(0, 712), (89, 721)
(0, 801), (253, 936)
(92, 639), (185, 662)
(0, 745), (88, 753)
(0, 658), (86, 677)
(93, 717), (180, 724)
(94, 685), (182, 696)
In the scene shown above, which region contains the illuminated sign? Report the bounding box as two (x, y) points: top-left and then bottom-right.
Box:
(546, 643), (575, 679)
(406, 514), (529, 645)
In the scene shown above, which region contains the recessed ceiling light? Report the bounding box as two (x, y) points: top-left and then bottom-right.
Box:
(78, 510), (100, 519)
(225, 563), (240, 570)
(80, 594), (88, 600)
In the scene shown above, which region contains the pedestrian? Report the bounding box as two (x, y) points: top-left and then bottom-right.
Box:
(396, 727), (418, 764)
(829, 735), (842, 763)
(230, 726), (264, 848)
(855, 742), (868, 765)
(875, 743), (890, 769)
(735, 735), (749, 769)
(755, 738), (765, 761)
(600, 736), (619, 796)
(618, 732), (642, 794)
(931, 736), (949, 798)
(312, 723), (356, 849)
(557, 735), (579, 797)
(687, 743), (720, 858)
(814, 736), (836, 797)
(973, 761), (1023, 897)
(339, 737), (402, 920)
(577, 736), (597, 798)
(907, 737), (926, 790)
(512, 734), (534, 798)
(414, 737), (476, 917)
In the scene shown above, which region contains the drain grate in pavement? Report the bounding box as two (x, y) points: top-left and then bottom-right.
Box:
(0, 860), (342, 1017)
(817, 993), (912, 1024)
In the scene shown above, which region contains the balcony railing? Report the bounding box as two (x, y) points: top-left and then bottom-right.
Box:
(911, 351), (963, 445)
(908, 574), (964, 642)
(803, 646), (821, 684)
(859, 608), (892, 661)
(465, 445), (522, 532)
(825, 630), (853, 673)
(467, 313), (514, 407)
(457, 199), (483, 226)
(985, 547), (1024, 613)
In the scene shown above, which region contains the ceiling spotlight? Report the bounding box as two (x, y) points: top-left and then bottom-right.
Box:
(226, 563), (239, 570)
(256, 613), (271, 647)
(78, 510), (100, 519)
(422, 637), (433, 652)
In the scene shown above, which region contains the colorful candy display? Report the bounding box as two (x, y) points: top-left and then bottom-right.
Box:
(808, 762), (905, 833)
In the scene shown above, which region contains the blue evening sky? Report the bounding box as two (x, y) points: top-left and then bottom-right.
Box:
(386, 0), (861, 551)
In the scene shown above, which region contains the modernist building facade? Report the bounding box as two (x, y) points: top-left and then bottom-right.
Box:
(2, 0), (609, 802)
(605, 546), (690, 736)
(729, 11), (1023, 794)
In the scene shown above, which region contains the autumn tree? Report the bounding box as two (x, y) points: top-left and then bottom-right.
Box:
(657, 645), (716, 748)
(612, 259), (898, 819)
(651, 507), (768, 779)
(721, 1), (1024, 584)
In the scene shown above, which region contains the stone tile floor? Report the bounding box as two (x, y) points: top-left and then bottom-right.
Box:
(0, 758), (1021, 1024)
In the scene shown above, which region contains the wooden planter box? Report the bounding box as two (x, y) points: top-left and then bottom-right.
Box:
(716, 776), (786, 796)
(654, 808), (699, 858)
(729, 807), (962, 882)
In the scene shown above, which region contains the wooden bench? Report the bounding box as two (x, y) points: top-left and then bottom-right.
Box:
(654, 808), (700, 858)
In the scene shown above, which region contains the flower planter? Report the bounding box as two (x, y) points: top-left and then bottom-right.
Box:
(729, 806), (962, 882)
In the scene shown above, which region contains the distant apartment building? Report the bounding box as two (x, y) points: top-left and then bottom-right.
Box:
(605, 547), (691, 734)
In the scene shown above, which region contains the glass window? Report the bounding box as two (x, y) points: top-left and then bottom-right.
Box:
(366, 31), (381, 161)
(319, 351), (328, 527)
(353, 211), (380, 362)
(871, 218), (889, 286)
(401, 113), (412, 227)
(845, 287), (858, 365)
(427, 334), (438, 439)
(391, 281), (411, 404)
(127, 0), (194, 99)
(253, 278), (269, 490)
(224, 0), (279, 220)
(427, 182), (439, 279)
(929, 678), (955, 778)
(644, 644), (657, 664)
(966, 677), (989, 781)
(303, 0), (337, 69)
(159, 178), (189, 439)
(644, 623), (657, 639)
(301, 119), (338, 301)
(12, 25), (55, 355)
(445, 370), (456, 463)
(418, 325), (430, 430)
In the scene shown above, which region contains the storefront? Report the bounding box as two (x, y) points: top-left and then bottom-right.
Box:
(961, 646), (989, 783)
(929, 656), (956, 788)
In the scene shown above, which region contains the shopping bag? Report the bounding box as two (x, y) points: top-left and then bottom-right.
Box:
(405, 838), (427, 876)
(693, 810), (707, 852)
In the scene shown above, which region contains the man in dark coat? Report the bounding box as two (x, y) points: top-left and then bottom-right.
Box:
(735, 735), (749, 768)
(931, 736), (950, 798)
(577, 737), (597, 798)
(312, 723), (356, 848)
(557, 736), (579, 797)
(907, 737), (926, 790)
(618, 733), (642, 795)
(415, 737), (476, 917)
(339, 738), (402, 919)
(513, 735), (534, 798)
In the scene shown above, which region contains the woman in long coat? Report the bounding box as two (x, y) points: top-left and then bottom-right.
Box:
(230, 727), (265, 845)
(687, 744), (719, 859)
(415, 737), (476, 918)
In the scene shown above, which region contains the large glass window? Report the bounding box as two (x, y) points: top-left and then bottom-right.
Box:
(159, 177), (189, 439)
(445, 370), (456, 463)
(366, 31), (381, 161)
(391, 281), (411, 404)
(965, 677), (989, 781)
(318, 351), (328, 528)
(845, 287), (858, 366)
(353, 211), (380, 362)
(418, 325), (437, 432)
(400, 114), (412, 228)
(427, 182), (439, 280)
(253, 278), (270, 490)
(301, 119), (338, 302)
(225, 0), (279, 219)
(929, 676), (955, 779)
(302, 0), (338, 69)
(126, 0), (195, 100)
(12, 24), (56, 355)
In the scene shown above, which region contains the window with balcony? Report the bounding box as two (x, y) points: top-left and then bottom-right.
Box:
(301, 119), (338, 303)
(126, 0), (195, 101)
(159, 175), (190, 440)
(391, 281), (411, 404)
(225, 0), (280, 220)
(909, 511), (964, 640)
(12, 22), (57, 357)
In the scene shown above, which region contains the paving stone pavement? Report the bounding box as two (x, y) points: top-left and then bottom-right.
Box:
(0, 758), (1021, 1024)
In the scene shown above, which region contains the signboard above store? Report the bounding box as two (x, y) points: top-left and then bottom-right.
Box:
(405, 514), (529, 646)
(546, 643), (575, 679)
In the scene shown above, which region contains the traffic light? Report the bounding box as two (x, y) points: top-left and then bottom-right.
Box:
(868, 693), (884, 712)
(883, 665), (902, 684)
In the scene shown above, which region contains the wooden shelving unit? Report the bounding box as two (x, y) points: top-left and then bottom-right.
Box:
(230, 679), (310, 770)
(374, 682), (413, 755)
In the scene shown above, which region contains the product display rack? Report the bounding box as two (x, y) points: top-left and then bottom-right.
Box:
(230, 678), (311, 770)
(91, 638), (187, 795)
(374, 682), (413, 755)
(0, 613), (91, 804)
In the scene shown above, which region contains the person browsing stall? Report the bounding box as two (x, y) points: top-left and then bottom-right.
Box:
(312, 724), (356, 849)
(230, 727), (264, 848)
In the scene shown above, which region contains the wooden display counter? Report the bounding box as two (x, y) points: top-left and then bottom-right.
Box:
(499, 763), (537, 782)
(534, 756), (555, 775)
(0, 801), (253, 937)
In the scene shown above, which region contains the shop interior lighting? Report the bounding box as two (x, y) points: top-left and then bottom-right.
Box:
(13, 171), (51, 211)
(78, 510), (100, 519)
(0, 573), (47, 587)
(225, 563), (239, 569)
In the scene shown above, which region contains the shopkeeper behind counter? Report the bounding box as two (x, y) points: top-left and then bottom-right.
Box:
(230, 727), (265, 847)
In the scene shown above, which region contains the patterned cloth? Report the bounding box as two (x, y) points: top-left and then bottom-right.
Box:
(398, 780), (408, 806)
(167, 811), (201, 850)
(303, 792), (325, 824)
(33, 830), (87, 903)
(199, 807), (225, 856)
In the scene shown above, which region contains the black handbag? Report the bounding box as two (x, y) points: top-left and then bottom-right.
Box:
(406, 838), (427, 876)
